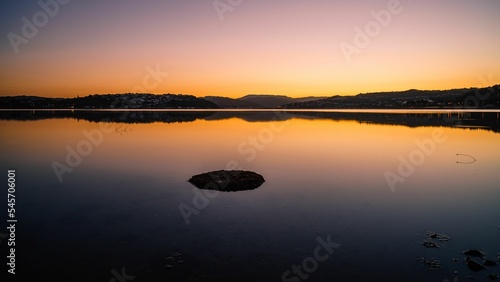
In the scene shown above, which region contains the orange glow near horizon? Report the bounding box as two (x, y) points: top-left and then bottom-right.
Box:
(1, 1), (499, 98)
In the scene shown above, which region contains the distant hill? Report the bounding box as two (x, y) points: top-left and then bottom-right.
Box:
(239, 95), (296, 108)
(204, 94), (323, 108)
(283, 85), (500, 109)
(203, 96), (260, 108)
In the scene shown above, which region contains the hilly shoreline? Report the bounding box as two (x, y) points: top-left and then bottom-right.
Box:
(0, 85), (499, 109)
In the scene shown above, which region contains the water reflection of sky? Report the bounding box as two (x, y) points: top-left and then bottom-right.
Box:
(0, 113), (499, 281)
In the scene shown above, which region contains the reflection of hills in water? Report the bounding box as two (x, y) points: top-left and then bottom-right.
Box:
(1, 110), (499, 133)
(0, 110), (214, 124)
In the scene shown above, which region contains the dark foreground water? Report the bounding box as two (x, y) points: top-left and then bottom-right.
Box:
(1, 110), (499, 282)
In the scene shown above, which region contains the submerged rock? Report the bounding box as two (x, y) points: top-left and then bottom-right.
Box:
(422, 240), (439, 248)
(466, 257), (488, 272)
(165, 252), (183, 269)
(427, 231), (450, 242)
(417, 257), (441, 270)
(188, 170), (265, 192)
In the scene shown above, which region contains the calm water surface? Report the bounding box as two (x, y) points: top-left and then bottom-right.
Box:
(1, 110), (499, 282)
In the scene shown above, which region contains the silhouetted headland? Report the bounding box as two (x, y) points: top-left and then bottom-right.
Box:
(1, 85), (498, 109)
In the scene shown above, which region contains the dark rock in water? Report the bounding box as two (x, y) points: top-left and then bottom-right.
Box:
(427, 231), (450, 241)
(466, 257), (488, 272)
(466, 276), (477, 280)
(463, 250), (487, 259)
(422, 240), (439, 248)
(487, 274), (499, 280)
(483, 260), (498, 267)
(417, 257), (441, 270)
(166, 253), (183, 266)
(188, 170), (265, 192)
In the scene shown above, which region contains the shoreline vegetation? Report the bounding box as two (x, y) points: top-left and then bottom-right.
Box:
(1, 85), (499, 110)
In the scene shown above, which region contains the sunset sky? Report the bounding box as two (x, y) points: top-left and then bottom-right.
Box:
(1, 0), (499, 98)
